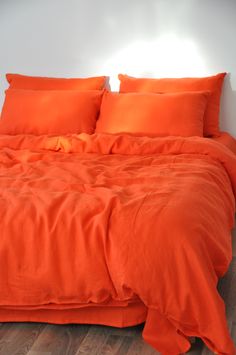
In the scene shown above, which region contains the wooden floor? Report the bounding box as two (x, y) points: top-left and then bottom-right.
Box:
(0, 234), (235, 355)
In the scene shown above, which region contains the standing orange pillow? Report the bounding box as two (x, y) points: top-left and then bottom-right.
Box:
(95, 91), (209, 137)
(118, 73), (226, 137)
(6, 73), (106, 91)
(0, 89), (104, 135)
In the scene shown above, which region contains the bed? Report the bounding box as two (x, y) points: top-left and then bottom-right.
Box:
(0, 73), (235, 354)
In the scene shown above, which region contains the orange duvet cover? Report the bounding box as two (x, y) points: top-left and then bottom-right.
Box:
(0, 133), (235, 354)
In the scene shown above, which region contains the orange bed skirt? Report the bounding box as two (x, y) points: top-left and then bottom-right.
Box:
(0, 301), (147, 327)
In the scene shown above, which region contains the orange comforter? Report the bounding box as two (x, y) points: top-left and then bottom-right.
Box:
(0, 133), (235, 354)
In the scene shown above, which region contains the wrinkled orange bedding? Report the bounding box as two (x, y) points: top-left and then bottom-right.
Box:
(213, 131), (236, 155)
(0, 133), (236, 354)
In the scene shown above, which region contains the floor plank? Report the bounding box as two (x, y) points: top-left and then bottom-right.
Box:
(28, 324), (90, 355)
(201, 256), (236, 353)
(231, 322), (236, 344)
(232, 226), (236, 257)
(114, 336), (134, 355)
(98, 334), (128, 355)
(126, 335), (158, 355)
(75, 326), (111, 355)
(0, 323), (45, 355)
(218, 257), (236, 319)
(0, 323), (206, 354)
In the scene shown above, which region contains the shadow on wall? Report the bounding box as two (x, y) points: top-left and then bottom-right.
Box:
(0, 0), (165, 78)
(220, 74), (236, 136)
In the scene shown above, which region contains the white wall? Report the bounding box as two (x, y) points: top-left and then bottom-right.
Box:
(0, 0), (236, 136)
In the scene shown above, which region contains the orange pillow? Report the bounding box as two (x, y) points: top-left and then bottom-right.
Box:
(95, 91), (209, 137)
(6, 73), (106, 91)
(118, 73), (226, 137)
(0, 89), (103, 135)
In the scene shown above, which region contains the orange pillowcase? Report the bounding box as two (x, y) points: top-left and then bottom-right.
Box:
(0, 89), (103, 135)
(118, 73), (226, 137)
(6, 73), (106, 91)
(95, 91), (209, 137)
